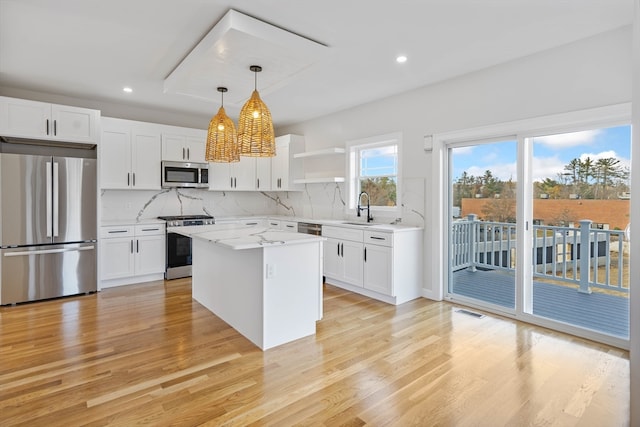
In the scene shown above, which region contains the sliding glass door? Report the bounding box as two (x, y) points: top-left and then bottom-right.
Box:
(449, 139), (518, 311)
(528, 126), (630, 339)
(445, 123), (631, 341)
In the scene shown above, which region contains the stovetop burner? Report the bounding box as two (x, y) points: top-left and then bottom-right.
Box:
(158, 215), (215, 227)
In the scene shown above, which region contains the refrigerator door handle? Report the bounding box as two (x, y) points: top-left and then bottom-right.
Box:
(53, 161), (59, 237)
(46, 161), (52, 237)
(3, 245), (95, 257)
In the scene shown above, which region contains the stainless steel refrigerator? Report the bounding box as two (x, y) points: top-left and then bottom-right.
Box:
(0, 141), (97, 305)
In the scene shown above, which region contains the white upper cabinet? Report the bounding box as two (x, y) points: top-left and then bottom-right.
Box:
(161, 131), (206, 163)
(271, 134), (304, 191)
(100, 117), (161, 190)
(255, 157), (272, 191)
(209, 157), (263, 191)
(0, 96), (99, 143)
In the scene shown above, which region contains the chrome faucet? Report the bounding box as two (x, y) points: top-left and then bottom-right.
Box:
(357, 191), (373, 222)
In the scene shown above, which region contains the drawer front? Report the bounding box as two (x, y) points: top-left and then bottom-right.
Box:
(100, 225), (134, 238)
(134, 224), (166, 236)
(364, 230), (393, 247)
(281, 221), (298, 231)
(322, 226), (364, 242)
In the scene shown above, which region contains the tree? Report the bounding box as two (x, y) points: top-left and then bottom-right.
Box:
(481, 170), (502, 198)
(481, 197), (516, 223)
(536, 178), (561, 199)
(453, 171), (474, 207)
(594, 157), (625, 199)
(361, 177), (396, 206)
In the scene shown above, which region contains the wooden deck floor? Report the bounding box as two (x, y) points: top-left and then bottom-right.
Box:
(0, 279), (630, 426)
(452, 268), (629, 338)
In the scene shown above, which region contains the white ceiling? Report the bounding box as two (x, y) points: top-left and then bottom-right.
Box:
(0, 0), (633, 128)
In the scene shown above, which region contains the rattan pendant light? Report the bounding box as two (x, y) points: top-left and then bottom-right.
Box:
(206, 87), (239, 163)
(238, 65), (275, 157)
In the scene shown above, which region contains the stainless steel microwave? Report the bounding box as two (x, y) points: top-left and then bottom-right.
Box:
(161, 161), (209, 188)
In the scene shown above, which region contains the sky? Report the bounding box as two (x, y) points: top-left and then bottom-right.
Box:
(451, 125), (631, 184)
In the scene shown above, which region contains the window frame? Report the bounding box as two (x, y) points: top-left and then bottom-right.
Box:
(345, 132), (402, 217)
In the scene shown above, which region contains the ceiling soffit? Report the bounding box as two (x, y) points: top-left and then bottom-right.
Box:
(163, 9), (329, 106)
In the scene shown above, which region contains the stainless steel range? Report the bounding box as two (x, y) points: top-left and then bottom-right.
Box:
(158, 215), (214, 279)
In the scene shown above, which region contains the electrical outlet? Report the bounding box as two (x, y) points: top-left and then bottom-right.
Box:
(266, 264), (276, 279)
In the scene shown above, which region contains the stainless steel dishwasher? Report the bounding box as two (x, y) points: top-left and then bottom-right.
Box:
(297, 222), (322, 236)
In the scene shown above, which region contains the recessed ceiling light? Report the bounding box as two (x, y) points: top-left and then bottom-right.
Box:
(123, 87), (133, 93)
(396, 55), (407, 64)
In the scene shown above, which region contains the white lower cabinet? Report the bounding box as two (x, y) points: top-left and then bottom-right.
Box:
(322, 225), (422, 305)
(100, 223), (166, 288)
(363, 242), (392, 295)
(323, 227), (364, 287)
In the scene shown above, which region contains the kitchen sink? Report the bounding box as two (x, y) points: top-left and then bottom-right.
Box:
(342, 222), (376, 226)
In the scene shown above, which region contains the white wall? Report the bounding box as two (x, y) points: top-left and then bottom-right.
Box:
(280, 25), (633, 299)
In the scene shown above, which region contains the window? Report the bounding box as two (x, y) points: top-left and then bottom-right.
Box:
(346, 132), (401, 215)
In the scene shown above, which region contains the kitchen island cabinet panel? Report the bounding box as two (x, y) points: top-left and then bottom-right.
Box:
(181, 224), (323, 350)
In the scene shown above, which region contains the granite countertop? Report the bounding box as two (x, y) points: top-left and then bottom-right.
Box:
(172, 223), (325, 250)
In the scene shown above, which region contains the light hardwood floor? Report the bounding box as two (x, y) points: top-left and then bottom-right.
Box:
(0, 280), (630, 426)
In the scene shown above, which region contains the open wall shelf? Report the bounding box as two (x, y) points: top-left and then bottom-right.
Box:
(294, 146), (345, 184)
(293, 147), (345, 159)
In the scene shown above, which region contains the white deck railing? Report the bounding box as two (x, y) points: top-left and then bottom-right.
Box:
(451, 215), (629, 295)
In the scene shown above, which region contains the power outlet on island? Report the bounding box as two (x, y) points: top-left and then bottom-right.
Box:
(266, 264), (276, 279)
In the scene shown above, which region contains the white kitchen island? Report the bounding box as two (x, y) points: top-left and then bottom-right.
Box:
(175, 224), (324, 351)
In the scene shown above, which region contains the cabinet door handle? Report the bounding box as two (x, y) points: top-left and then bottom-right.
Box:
(130, 240), (134, 254)
(364, 247), (367, 262)
(183, 148), (186, 159)
(337, 243), (340, 256)
(132, 173), (136, 186)
(108, 230), (128, 234)
(234, 177), (237, 188)
(46, 119), (50, 135)
(136, 239), (139, 253)
(187, 148), (190, 159)
(340, 242), (344, 257)
(53, 120), (57, 136)
(127, 172), (130, 186)
(257, 178), (259, 188)
(370, 236), (385, 240)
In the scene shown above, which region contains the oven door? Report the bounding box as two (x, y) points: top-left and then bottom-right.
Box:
(166, 231), (192, 279)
